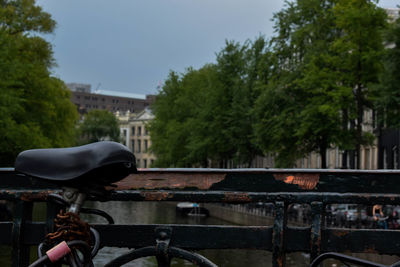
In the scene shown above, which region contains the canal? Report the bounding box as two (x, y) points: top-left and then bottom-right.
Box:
(82, 201), (400, 267)
(82, 201), (309, 267)
(1, 201), (399, 266)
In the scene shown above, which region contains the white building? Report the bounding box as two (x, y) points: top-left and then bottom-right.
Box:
(118, 108), (156, 168)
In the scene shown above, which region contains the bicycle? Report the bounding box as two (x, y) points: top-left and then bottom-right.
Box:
(310, 252), (400, 267)
(14, 141), (217, 267)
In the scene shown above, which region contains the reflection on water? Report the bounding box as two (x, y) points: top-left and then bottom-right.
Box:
(81, 201), (308, 267)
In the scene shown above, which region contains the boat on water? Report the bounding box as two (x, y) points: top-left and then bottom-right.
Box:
(176, 202), (210, 217)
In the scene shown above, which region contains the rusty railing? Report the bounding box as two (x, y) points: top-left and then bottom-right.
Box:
(1, 168), (400, 266)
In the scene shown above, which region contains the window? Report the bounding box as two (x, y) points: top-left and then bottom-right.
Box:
(144, 140), (148, 152)
(131, 127), (135, 136)
(143, 159), (147, 168)
(137, 140), (141, 153)
(138, 126), (142, 136)
(144, 127), (149, 136)
(131, 141), (134, 153)
(123, 129), (127, 136)
(136, 159), (140, 168)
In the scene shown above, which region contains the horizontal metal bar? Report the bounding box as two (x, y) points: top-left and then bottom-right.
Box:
(108, 191), (400, 204)
(115, 170), (400, 194)
(1, 222), (400, 255)
(4, 168), (400, 194)
(0, 222), (274, 249)
(2, 189), (400, 205)
(95, 224), (273, 250)
(322, 229), (400, 254)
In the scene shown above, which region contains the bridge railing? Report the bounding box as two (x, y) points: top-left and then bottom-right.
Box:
(1, 168), (400, 266)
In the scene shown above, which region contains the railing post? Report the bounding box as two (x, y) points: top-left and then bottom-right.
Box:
(11, 199), (33, 267)
(272, 201), (287, 267)
(310, 202), (324, 264)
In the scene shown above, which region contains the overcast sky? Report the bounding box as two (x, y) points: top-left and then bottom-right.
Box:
(36, 0), (399, 96)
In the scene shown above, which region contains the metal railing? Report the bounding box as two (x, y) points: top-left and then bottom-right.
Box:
(2, 168), (400, 266)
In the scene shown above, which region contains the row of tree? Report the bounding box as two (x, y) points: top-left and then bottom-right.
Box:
(0, 0), (121, 166)
(0, 0), (79, 166)
(149, 0), (400, 168)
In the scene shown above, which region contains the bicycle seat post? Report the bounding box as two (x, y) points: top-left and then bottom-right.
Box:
(62, 187), (86, 214)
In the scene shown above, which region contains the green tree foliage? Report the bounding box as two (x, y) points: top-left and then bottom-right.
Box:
(149, 66), (221, 167)
(332, 0), (387, 168)
(211, 41), (250, 167)
(0, 0), (78, 166)
(150, 0), (391, 169)
(255, 0), (386, 168)
(375, 14), (400, 128)
(255, 0), (342, 168)
(78, 110), (121, 144)
(148, 71), (194, 167)
(149, 38), (270, 167)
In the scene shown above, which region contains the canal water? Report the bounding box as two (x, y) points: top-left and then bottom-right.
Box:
(81, 201), (309, 267)
(79, 201), (400, 267)
(1, 201), (399, 266)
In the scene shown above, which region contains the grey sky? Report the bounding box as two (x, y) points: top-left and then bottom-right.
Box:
(37, 0), (399, 96)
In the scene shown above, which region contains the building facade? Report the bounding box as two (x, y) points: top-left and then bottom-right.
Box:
(66, 83), (91, 93)
(118, 109), (156, 168)
(66, 83), (155, 115)
(292, 109), (378, 170)
(115, 107), (379, 170)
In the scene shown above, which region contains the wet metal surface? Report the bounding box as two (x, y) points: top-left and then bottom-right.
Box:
(274, 173), (320, 190)
(223, 192), (252, 203)
(115, 172), (226, 190)
(310, 202), (323, 261)
(140, 192), (173, 201)
(3, 168), (400, 266)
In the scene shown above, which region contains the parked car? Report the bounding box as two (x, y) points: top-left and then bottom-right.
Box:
(329, 204), (367, 227)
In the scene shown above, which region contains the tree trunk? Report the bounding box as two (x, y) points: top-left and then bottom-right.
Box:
(350, 120), (356, 169)
(355, 43), (363, 170)
(341, 108), (349, 169)
(356, 83), (363, 169)
(349, 150), (355, 169)
(320, 144), (327, 169)
(342, 151), (348, 169)
(202, 159), (208, 168)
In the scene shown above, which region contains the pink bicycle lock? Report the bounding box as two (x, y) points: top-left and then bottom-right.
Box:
(46, 241), (71, 263)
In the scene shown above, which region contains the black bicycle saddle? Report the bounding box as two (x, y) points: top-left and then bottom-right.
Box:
(15, 141), (136, 187)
